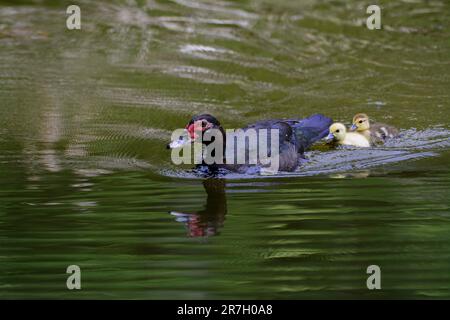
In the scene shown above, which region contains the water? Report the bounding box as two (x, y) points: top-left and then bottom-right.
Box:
(0, 0), (449, 299)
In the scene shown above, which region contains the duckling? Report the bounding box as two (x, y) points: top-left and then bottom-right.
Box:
(326, 123), (370, 147)
(350, 113), (398, 144)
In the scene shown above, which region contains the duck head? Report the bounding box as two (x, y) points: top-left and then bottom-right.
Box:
(350, 113), (370, 131)
(326, 123), (347, 142)
(167, 114), (224, 149)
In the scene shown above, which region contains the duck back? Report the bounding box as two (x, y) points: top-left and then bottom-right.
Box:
(225, 120), (299, 172)
(226, 114), (332, 172)
(285, 114), (333, 153)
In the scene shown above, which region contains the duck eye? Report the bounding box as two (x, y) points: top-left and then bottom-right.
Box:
(359, 120), (363, 123)
(335, 130), (340, 133)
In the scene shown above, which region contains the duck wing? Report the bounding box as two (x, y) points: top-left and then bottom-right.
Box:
(285, 114), (333, 153)
(243, 119), (294, 143)
(233, 120), (299, 172)
(224, 115), (332, 172)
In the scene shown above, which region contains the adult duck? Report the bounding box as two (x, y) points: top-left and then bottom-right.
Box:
(167, 113), (332, 174)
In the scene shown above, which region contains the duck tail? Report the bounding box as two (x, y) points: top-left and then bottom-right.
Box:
(290, 114), (333, 153)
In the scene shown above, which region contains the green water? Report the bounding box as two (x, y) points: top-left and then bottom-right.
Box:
(1, 0), (450, 299)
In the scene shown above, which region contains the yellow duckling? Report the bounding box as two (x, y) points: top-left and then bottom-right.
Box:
(350, 113), (399, 144)
(326, 123), (370, 147)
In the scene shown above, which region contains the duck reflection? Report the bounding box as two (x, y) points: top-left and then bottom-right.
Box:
(170, 179), (227, 238)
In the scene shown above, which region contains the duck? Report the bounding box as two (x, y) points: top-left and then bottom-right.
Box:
(350, 113), (399, 144)
(326, 123), (370, 147)
(167, 113), (333, 174)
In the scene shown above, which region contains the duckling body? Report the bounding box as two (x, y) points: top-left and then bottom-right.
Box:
(326, 123), (370, 147)
(351, 114), (398, 144)
(339, 132), (371, 147)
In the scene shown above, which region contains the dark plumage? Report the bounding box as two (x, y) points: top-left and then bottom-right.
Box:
(285, 114), (333, 153)
(167, 113), (333, 174)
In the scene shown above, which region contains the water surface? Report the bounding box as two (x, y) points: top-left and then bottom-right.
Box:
(0, 0), (450, 299)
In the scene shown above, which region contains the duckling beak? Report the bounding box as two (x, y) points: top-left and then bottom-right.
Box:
(167, 133), (192, 149)
(325, 133), (335, 142)
(350, 124), (357, 131)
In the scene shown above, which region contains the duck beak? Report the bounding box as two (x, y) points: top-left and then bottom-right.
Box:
(325, 133), (335, 142)
(350, 124), (357, 131)
(166, 132), (192, 149)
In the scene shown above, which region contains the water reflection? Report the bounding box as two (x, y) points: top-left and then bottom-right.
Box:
(170, 178), (227, 238)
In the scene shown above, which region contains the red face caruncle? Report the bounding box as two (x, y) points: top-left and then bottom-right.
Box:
(185, 119), (213, 140)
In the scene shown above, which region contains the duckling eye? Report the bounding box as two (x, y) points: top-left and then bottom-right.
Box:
(335, 129), (340, 133)
(359, 120), (364, 124)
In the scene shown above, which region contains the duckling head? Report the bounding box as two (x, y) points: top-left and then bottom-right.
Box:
(326, 123), (347, 142)
(350, 113), (370, 131)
